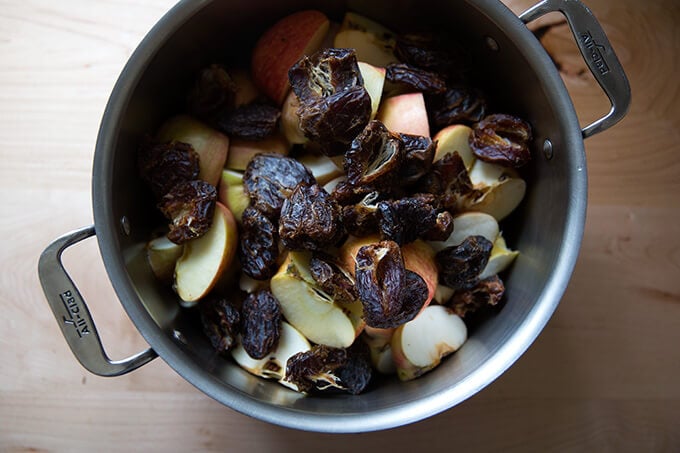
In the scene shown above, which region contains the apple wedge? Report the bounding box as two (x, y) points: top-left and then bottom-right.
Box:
(156, 115), (229, 187)
(429, 212), (499, 253)
(434, 284), (455, 305)
(333, 12), (398, 67)
(231, 321), (311, 390)
(217, 169), (249, 223)
(358, 62), (386, 119)
(174, 202), (238, 302)
(225, 132), (289, 171)
(297, 153), (344, 185)
(377, 92), (430, 137)
(146, 235), (183, 283)
(391, 305), (467, 381)
(467, 160), (527, 221)
(280, 91), (307, 145)
(270, 251), (365, 348)
(338, 235), (438, 308)
(433, 124), (476, 170)
(251, 10), (330, 104)
(479, 233), (519, 280)
(362, 326), (396, 374)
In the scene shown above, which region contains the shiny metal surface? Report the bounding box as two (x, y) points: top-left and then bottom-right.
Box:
(40, 0), (627, 432)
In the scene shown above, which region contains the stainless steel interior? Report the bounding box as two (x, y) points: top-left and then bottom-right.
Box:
(91, 0), (586, 432)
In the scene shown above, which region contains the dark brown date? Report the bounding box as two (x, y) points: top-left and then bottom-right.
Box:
(344, 120), (404, 189)
(398, 133), (436, 185)
(426, 86), (487, 129)
(157, 180), (216, 244)
(309, 252), (358, 304)
(436, 235), (493, 290)
(241, 290), (282, 360)
(187, 64), (237, 124)
(217, 102), (281, 140)
(386, 63), (446, 94)
(238, 206), (279, 280)
(377, 196), (453, 245)
(199, 295), (241, 355)
(446, 275), (505, 318)
(138, 139), (200, 199)
(470, 113), (533, 167)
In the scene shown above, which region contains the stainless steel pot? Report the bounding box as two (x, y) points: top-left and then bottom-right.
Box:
(38, 0), (630, 432)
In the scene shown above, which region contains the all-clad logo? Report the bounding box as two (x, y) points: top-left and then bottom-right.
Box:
(580, 31), (610, 75)
(60, 290), (91, 337)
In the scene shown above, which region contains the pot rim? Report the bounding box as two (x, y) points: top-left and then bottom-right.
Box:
(92, 0), (587, 433)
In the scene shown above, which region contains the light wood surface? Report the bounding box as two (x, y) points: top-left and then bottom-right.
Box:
(1, 0), (678, 450)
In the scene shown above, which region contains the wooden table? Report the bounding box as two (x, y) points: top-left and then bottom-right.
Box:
(1, 0), (678, 450)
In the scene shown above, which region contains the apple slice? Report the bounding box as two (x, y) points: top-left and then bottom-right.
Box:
(270, 252), (364, 348)
(479, 233), (519, 280)
(333, 12), (397, 67)
(391, 305), (467, 381)
(433, 124), (476, 170)
(338, 235), (438, 308)
(156, 115), (229, 187)
(467, 160), (527, 221)
(231, 321), (311, 390)
(174, 202), (238, 302)
(429, 212), (499, 253)
(251, 10), (330, 105)
(280, 91), (307, 145)
(433, 284), (455, 305)
(225, 132), (289, 171)
(358, 62), (386, 119)
(217, 169), (249, 223)
(146, 235), (183, 283)
(362, 329), (396, 374)
(297, 153), (344, 185)
(376, 92), (430, 137)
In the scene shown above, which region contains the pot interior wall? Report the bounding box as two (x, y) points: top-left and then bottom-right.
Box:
(97, 0), (584, 426)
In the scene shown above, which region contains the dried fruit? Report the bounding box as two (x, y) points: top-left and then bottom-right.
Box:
(284, 343), (372, 394)
(158, 180), (216, 244)
(138, 139), (200, 198)
(355, 240), (428, 328)
(289, 48), (372, 155)
(199, 295), (241, 355)
(436, 235), (494, 290)
(187, 64), (237, 123)
(238, 206), (279, 280)
(447, 275), (505, 318)
(217, 102), (281, 140)
(418, 151), (480, 213)
(470, 113), (533, 167)
(376, 196), (453, 245)
(426, 86), (487, 129)
(394, 32), (466, 79)
(309, 252), (358, 304)
(243, 153), (315, 219)
(241, 290), (282, 360)
(385, 63), (446, 94)
(398, 133), (435, 185)
(340, 191), (382, 237)
(344, 120), (404, 189)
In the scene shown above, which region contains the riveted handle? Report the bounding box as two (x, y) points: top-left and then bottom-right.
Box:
(38, 225), (157, 377)
(520, 0), (631, 138)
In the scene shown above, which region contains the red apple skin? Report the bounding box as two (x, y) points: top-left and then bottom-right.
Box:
(338, 235), (438, 307)
(251, 10), (330, 105)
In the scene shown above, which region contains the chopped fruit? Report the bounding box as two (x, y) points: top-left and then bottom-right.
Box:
(377, 92), (430, 137)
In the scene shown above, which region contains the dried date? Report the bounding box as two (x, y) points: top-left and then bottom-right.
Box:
(238, 206), (279, 280)
(394, 32), (467, 79)
(289, 48), (371, 156)
(340, 191), (382, 237)
(157, 180), (216, 244)
(199, 295), (241, 355)
(279, 183), (342, 251)
(426, 86), (487, 129)
(187, 64), (237, 124)
(385, 63), (446, 94)
(377, 196), (453, 245)
(309, 252), (357, 304)
(355, 240), (428, 329)
(243, 153), (315, 219)
(436, 235), (493, 290)
(344, 120), (404, 189)
(470, 113), (532, 167)
(138, 139), (200, 198)
(417, 151), (479, 213)
(446, 275), (505, 318)
(217, 102), (281, 140)
(241, 290), (282, 360)
(398, 133), (436, 185)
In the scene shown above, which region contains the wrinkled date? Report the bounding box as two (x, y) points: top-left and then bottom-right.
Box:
(138, 139), (200, 199)
(436, 235), (494, 290)
(426, 86), (487, 129)
(199, 295), (241, 355)
(289, 48), (371, 156)
(470, 113), (533, 167)
(377, 196), (453, 245)
(385, 63), (446, 94)
(158, 180), (216, 244)
(398, 133), (436, 185)
(447, 275), (505, 318)
(238, 206), (279, 280)
(241, 290), (282, 360)
(309, 252), (358, 304)
(187, 64), (237, 124)
(394, 32), (465, 78)
(243, 153), (315, 219)
(279, 183), (342, 251)
(345, 120), (404, 189)
(355, 240), (428, 328)
(217, 102), (281, 140)
(417, 151), (479, 213)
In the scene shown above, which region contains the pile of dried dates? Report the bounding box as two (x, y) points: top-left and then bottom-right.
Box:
(138, 10), (532, 394)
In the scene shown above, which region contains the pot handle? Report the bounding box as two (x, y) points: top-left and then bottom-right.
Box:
(38, 225), (157, 377)
(519, 0), (631, 138)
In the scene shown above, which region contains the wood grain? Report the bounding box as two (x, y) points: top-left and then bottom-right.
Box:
(1, 0), (679, 451)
